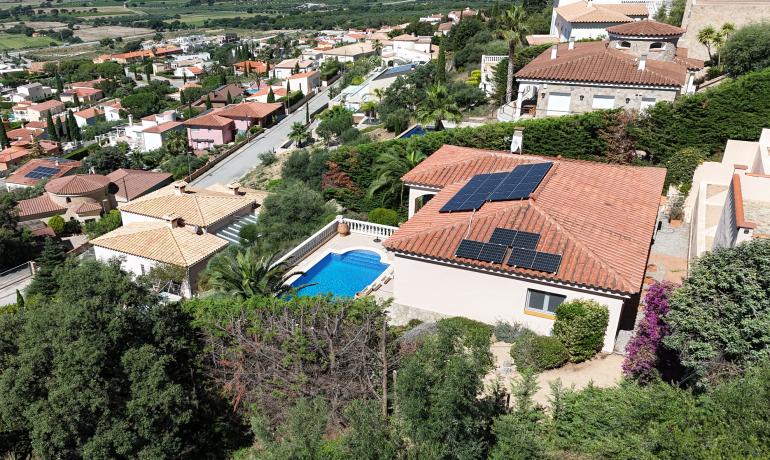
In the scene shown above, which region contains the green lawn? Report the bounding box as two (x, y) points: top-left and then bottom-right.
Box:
(177, 11), (255, 25)
(0, 34), (60, 50)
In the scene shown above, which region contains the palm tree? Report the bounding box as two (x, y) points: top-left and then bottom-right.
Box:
(289, 122), (309, 147)
(415, 85), (462, 131)
(373, 39), (383, 57)
(715, 22), (735, 68)
(368, 149), (426, 208)
(501, 4), (529, 104)
(165, 130), (189, 156)
(203, 246), (311, 299)
(361, 100), (378, 120)
(697, 26), (717, 61)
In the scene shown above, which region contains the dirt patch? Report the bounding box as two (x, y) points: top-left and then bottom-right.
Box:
(75, 25), (155, 41)
(487, 341), (624, 406)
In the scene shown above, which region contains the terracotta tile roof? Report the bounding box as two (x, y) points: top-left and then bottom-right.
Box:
(247, 86), (287, 98)
(188, 66), (204, 75)
(438, 22), (453, 31)
(322, 42), (375, 56)
(515, 41), (688, 87)
(154, 45), (182, 55)
(45, 174), (111, 195)
(217, 101), (283, 119)
(288, 70), (320, 80)
(235, 60), (268, 73)
(0, 146), (31, 165)
(112, 50), (154, 60)
(120, 184), (257, 228)
(5, 158), (79, 187)
(24, 121), (47, 129)
(73, 201), (103, 214)
(385, 145), (666, 294)
(556, 0), (647, 23)
(142, 120), (184, 134)
(74, 87), (102, 98)
(17, 194), (66, 218)
(91, 222), (228, 267)
(392, 34), (419, 41)
(74, 107), (103, 119)
(6, 127), (44, 142)
(69, 78), (105, 89)
(183, 112), (235, 128)
(607, 19), (685, 37)
(526, 34), (560, 46)
(29, 100), (65, 113)
(107, 169), (172, 201)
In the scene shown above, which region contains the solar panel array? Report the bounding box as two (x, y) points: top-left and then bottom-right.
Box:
(24, 166), (60, 180)
(453, 226), (563, 274)
(439, 162), (552, 213)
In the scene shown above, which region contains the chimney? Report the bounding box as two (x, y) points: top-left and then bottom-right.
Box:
(173, 180), (188, 195)
(510, 128), (524, 154)
(128, 114), (133, 125)
(638, 54), (647, 70)
(568, 37), (575, 50)
(550, 45), (558, 60)
(162, 214), (183, 228)
(226, 181), (241, 195)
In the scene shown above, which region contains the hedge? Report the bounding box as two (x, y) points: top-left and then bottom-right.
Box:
(552, 300), (609, 363)
(511, 330), (569, 372)
(368, 208), (399, 226)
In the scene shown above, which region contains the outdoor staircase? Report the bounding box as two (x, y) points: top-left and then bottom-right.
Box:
(340, 251), (385, 270)
(215, 213), (259, 245)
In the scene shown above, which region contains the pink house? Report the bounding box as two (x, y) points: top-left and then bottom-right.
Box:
(183, 112), (235, 150)
(217, 101), (284, 132)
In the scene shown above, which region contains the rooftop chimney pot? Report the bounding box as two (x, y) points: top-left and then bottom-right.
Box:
(639, 54), (647, 70)
(550, 45), (558, 60)
(173, 180), (188, 195)
(568, 37), (575, 50)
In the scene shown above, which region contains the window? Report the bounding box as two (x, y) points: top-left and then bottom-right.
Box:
(649, 42), (664, 50)
(526, 289), (566, 315)
(591, 95), (615, 110)
(617, 40), (631, 49)
(639, 97), (656, 112)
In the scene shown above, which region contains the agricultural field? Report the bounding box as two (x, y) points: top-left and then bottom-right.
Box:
(0, 33), (59, 50)
(74, 25), (154, 41)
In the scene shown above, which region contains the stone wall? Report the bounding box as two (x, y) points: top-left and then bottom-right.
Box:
(534, 83), (679, 117)
(608, 37), (678, 61)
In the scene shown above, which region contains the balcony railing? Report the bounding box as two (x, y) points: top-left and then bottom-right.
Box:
(271, 216), (398, 268)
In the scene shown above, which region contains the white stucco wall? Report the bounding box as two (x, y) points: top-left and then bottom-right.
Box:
(392, 255), (626, 352)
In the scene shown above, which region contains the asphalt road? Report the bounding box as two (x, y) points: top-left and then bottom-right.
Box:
(190, 88), (331, 188)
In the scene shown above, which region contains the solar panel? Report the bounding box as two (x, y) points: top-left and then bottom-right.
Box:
(488, 162), (553, 202)
(454, 239), (485, 259)
(24, 166), (60, 180)
(477, 243), (507, 264)
(440, 172), (508, 213)
(489, 228), (541, 249)
(532, 252), (562, 273)
(507, 247), (538, 268)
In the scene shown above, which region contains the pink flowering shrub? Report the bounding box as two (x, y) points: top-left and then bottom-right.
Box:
(623, 281), (677, 383)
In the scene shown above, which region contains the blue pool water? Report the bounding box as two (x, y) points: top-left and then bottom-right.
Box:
(291, 250), (389, 298)
(399, 125), (427, 138)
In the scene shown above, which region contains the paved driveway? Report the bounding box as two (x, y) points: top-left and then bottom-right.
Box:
(191, 89), (331, 188)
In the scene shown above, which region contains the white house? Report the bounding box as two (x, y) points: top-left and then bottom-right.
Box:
(686, 128), (770, 264)
(141, 121), (185, 152)
(282, 70), (321, 95)
(273, 59), (317, 79)
(383, 144), (666, 352)
(320, 42), (376, 63)
(390, 34), (434, 64)
(479, 55), (505, 96)
(550, 0), (649, 42)
(92, 181), (265, 297)
(10, 82), (53, 103)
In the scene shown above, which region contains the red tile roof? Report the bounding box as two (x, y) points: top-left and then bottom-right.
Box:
(183, 112), (235, 128)
(73, 201), (103, 214)
(142, 120), (184, 134)
(607, 19), (685, 37)
(235, 60), (268, 73)
(17, 194), (66, 218)
(45, 174), (111, 195)
(6, 158), (80, 187)
(515, 41), (690, 87)
(217, 102), (283, 119)
(28, 100), (65, 113)
(385, 145), (666, 294)
(106, 169), (172, 201)
(74, 107), (103, 120)
(556, 0), (648, 23)
(288, 70), (320, 80)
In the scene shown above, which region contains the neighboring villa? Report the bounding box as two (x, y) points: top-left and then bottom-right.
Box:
(60, 87), (103, 105)
(16, 174), (117, 224)
(510, 20), (702, 119)
(106, 169), (173, 203)
(92, 181), (265, 297)
(9, 82), (53, 103)
(12, 100), (65, 122)
(215, 101), (284, 132)
(550, 0), (649, 42)
(320, 43), (376, 63)
(184, 101), (283, 149)
(247, 85), (288, 103)
(73, 107), (104, 128)
(5, 158), (80, 190)
(382, 144), (665, 352)
(234, 60), (268, 76)
(282, 70), (321, 95)
(329, 64), (415, 112)
(686, 128), (770, 263)
(192, 84), (245, 109)
(479, 55), (506, 96)
(273, 59), (317, 79)
(389, 34), (434, 64)
(0, 140), (60, 171)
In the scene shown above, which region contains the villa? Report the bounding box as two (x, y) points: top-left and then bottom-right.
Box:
(3, 156), (76, 190)
(509, 20), (702, 119)
(106, 169), (173, 203)
(0, 139), (59, 171)
(12, 100), (65, 123)
(73, 107), (104, 128)
(273, 59), (317, 79)
(215, 101), (284, 132)
(183, 112), (235, 150)
(283, 70), (321, 95)
(390, 34), (435, 64)
(549, 0), (650, 42)
(320, 43), (376, 63)
(192, 84), (245, 109)
(92, 181), (265, 296)
(16, 174), (118, 224)
(686, 128), (770, 264)
(234, 60), (268, 76)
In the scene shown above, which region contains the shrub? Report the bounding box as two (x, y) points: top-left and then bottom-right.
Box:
(511, 330), (569, 372)
(665, 147), (705, 191)
(384, 109), (410, 134)
(238, 223), (258, 244)
(623, 281), (677, 383)
(553, 300), (609, 363)
(260, 150), (277, 166)
(669, 196), (685, 221)
(368, 208), (399, 226)
(63, 219), (81, 235)
(493, 321), (527, 343)
(721, 22), (770, 77)
(84, 210), (122, 238)
(47, 215), (65, 235)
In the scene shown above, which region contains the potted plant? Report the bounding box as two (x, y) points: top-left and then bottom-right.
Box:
(669, 196), (685, 227)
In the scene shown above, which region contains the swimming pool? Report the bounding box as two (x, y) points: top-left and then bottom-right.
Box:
(398, 125), (427, 138)
(291, 249), (389, 298)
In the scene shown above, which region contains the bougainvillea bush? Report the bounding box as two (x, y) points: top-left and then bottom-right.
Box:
(623, 281), (677, 383)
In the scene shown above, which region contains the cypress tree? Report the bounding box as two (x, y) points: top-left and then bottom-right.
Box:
(27, 237), (66, 298)
(267, 87), (275, 103)
(73, 92), (81, 108)
(0, 118), (9, 149)
(46, 112), (58, 141)
(219, 71), (227, 86)
(226, 91), (233, 105)
(56, 117), (66, 142)
(436, 41), (447, 84)
(293, 61), (300, 74)
(55, 73), (63, 93)
(183, 73), (187, 84)
(205, 94), (212, 110)
(145, 63), (152, 82)
(286, 79), (291, 94)
(67, 110), (81, 142)
(305, 102), (310, 124)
